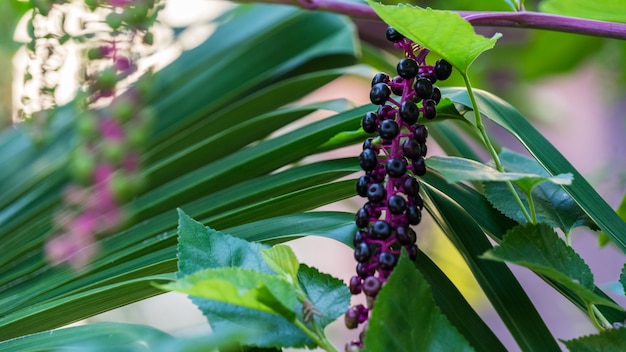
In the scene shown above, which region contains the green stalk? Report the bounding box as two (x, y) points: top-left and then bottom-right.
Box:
(293, 320), (338, 352)
(462, 73), (533, 223)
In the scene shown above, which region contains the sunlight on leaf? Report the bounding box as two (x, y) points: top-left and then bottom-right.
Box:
(262, 245), (300, 285)
(367, 1), (501, 74)
(363, 254), (475, 352)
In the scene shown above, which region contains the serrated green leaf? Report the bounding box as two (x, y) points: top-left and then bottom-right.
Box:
(427, 155), (572, 187)
(443, 87), (626, 253)
(482, 223), (622, 310)
(363, 254), (474, 352)
(296, 264), (351, 327)
(483, 149), (595, 233)
(262, 245), (300, 285)
(620, 263), (626, 297)
(160, 267), (297, 321)
(540, 0), (626, 23)
(367, 1), (501, 74)
(562, 327), (626, 352)
(176, 210), (350, 348)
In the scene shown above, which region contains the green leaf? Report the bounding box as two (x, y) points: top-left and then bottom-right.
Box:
(562, 327), (626, 352)
(367, 1), (501, 74)
(427, 155), (572, 188)
(421, 182), (561, 351)
(483, 149), (595, 233)
(176, 210), (349, 348)
(483, 223), (622, 310)
(620, 263), (626, 297)
(443, 88), (621, 241)
(540, 0), (626, 23)
(363, 254), (474, 352)
(0, 322), (174, 352)
(160, 267), (297, 321)
(296, 264), (351, 328)
(599, 194), (626, 247)
(262, 245), (300, 285)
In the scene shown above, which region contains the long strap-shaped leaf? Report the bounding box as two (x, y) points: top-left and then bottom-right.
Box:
(442, 87), (626, 253)
(421, 181), (560, 351)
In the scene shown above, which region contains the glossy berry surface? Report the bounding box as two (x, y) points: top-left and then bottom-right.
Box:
(379, 119), (399, 140)
(386, 158), (407, 178)
(362, 276), (382, 297)
(385, 26), (404, 42)
(402, 138), (422, 160)
(399, 101), (419, 125)
(387, 194), (407, 214)
(414, 78), (433, 99)
(406, 205), (422, 225)
(370, 83), (391, 105)
(370, 220), (392, 239)
(359, 149), (377, 171)
(356, 175), (370, 197)
(371, 72), (389, 86)
(435, 59), (453, 80)
(366, 183), (386, 203)
(397, 58), (418, 79)
(361, 112), (378, 133)
(355, 208), (369, 228)
(378, 252), (397, 270)
(354, 242), (371, 263)
(423, 99), (437, 119)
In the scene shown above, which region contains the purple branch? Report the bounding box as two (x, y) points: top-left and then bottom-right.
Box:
(238, 0), (626, 40)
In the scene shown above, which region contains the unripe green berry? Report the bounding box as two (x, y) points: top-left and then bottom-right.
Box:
(106, 12), (123, 30)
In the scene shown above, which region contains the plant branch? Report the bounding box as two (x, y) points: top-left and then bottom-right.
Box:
(239, 0), (626, 40)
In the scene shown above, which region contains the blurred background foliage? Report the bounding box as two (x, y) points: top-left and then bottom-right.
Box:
(1, 0), (626, 350)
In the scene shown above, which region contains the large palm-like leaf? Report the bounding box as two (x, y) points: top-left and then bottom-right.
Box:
(0, 3), (367, 340)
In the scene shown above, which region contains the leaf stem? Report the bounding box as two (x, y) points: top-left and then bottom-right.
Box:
(240, 0), (626, 40)
(461, 73), (533, 224)
(588, 304), (611, 331)
(293, 319), (338, 352)
(524, 190), (538, 223)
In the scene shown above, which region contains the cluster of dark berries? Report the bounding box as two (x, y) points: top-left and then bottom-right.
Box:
(344, 27), (453, 351)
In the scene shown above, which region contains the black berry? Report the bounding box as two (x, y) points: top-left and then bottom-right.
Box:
(406, 205), (422, 225)
(435, 59), (453, 80)
(385, 26), (404, 42)
(431, 87), (441, 104)
(366, 183), (386, 203)
(396, 58), (418, 79)
(370, 83), (391, 105)
(357, 262), (374, 278)
(387, 194), (407, 214)
(386, 158), (407, 178)
(423, 99), (437, 119)
(371, 72), (389, 86)
(354, 242), (372, 263)
(353, 231), (365, 246)
(362, 112), (378, 133)
(399, 101), (419, 125)
(407, 244), (419, 261)
(414, 124), (428, 144)
(396, 226), (417, 245)
(355, 208), (369, 228)
(370, 220), (392, 239)
(390, 76), (404, 96)
(403, 177), (420, 196)
(378, 252), (397, 270)
(402, 138), (422, 160)
(359, 149), (377, 171)
(349, 276), (362, 294)
(414, 78), (433, 99)
(356, 175), (370, 197)
(412, 157), (426, 176)
(379, 119), (399, 140)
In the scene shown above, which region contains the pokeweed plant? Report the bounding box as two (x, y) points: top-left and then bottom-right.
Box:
(2, 0), (626, 351)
